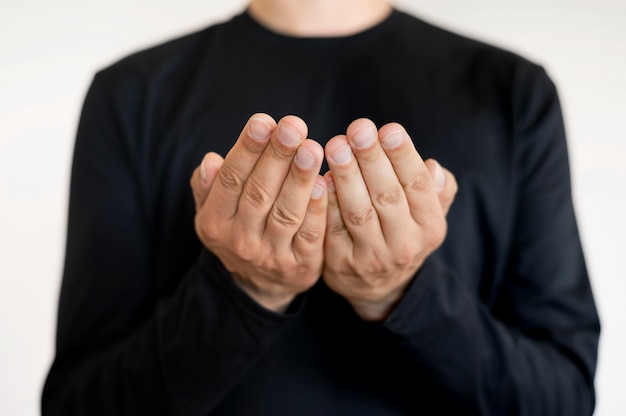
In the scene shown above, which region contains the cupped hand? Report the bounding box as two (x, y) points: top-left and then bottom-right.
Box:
(190, 114), (328, 313)
(323, 119), (457, 321)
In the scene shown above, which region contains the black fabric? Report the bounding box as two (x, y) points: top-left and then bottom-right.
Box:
(42, 9), (600, 415)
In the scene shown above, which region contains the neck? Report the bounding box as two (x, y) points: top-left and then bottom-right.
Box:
(247, 0), (392, 37)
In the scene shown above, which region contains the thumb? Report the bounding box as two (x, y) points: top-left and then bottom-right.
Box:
(425, 159), (458, 216)
(190, 152), (224, 212)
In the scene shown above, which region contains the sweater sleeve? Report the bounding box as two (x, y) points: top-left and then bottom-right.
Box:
(41, 73), (299, 415)
(376, 65), (600, 415)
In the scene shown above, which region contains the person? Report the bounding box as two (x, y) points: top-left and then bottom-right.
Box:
(42, 0), (600, 414)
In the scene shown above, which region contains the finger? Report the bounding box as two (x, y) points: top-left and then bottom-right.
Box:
(425, 159), (458, 216)
(264, 138), (324, 246)
(235, 115), (308, 233)
(323, 172), (353, 263)
(325, 134), (381, 248)
(205, 113), (276, 219)
(190, 152), (224, 212)
(377, 123), (442, 225)
(344, 118), (414, 244)
(292, 175), (328, 264)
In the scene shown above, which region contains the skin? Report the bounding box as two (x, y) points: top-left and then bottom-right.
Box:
(248, 0), (393, 37)
(191, 115), (457, 320)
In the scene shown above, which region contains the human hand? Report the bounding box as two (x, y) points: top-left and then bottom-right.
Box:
(190, 114), (328, 313)
(323, 119), (457, 321)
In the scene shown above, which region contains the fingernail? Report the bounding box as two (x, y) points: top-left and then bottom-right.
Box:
(434, 162), (446, 192)
(295, 147), (315, 170)
(351, 127), (376, 149)
(382, 130), (403, 149)
(249, 117), (272, 142)
(330, 145), (353, 165)
(279, 123), (301, 147)
(311, 182), (325, 200)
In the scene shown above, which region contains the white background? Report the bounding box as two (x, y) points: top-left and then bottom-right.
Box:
(1, 1), (624, 414)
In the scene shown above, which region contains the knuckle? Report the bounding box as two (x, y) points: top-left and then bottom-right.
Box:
(328, 221), (349, 236)
(355, 147), (379, 163)
(242, 177), (271, 207)
(364, 260), (387, 276)
(375, 184), (403, 206)
(345, 206), (375, 227)
(270, 202), (301, 228)
(328, 259), (356, 278)
(406, 170), (431, 194)
(259, 256), (281, 276)
(230, 236), (255, 262)
(392, 245), (415, 268)
(218, 164), (244, 192)
(269, 141), (295, 161)
(295, 226), (323, 244)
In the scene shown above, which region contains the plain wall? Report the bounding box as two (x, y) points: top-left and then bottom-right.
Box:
(1, 1), (624, 414)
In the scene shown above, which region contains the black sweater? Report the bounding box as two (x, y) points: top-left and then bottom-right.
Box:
(43, 9), (600, 415)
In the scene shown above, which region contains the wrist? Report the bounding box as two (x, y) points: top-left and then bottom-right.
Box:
(347, 282), (408, 322)
(231, 274), (296, 314)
